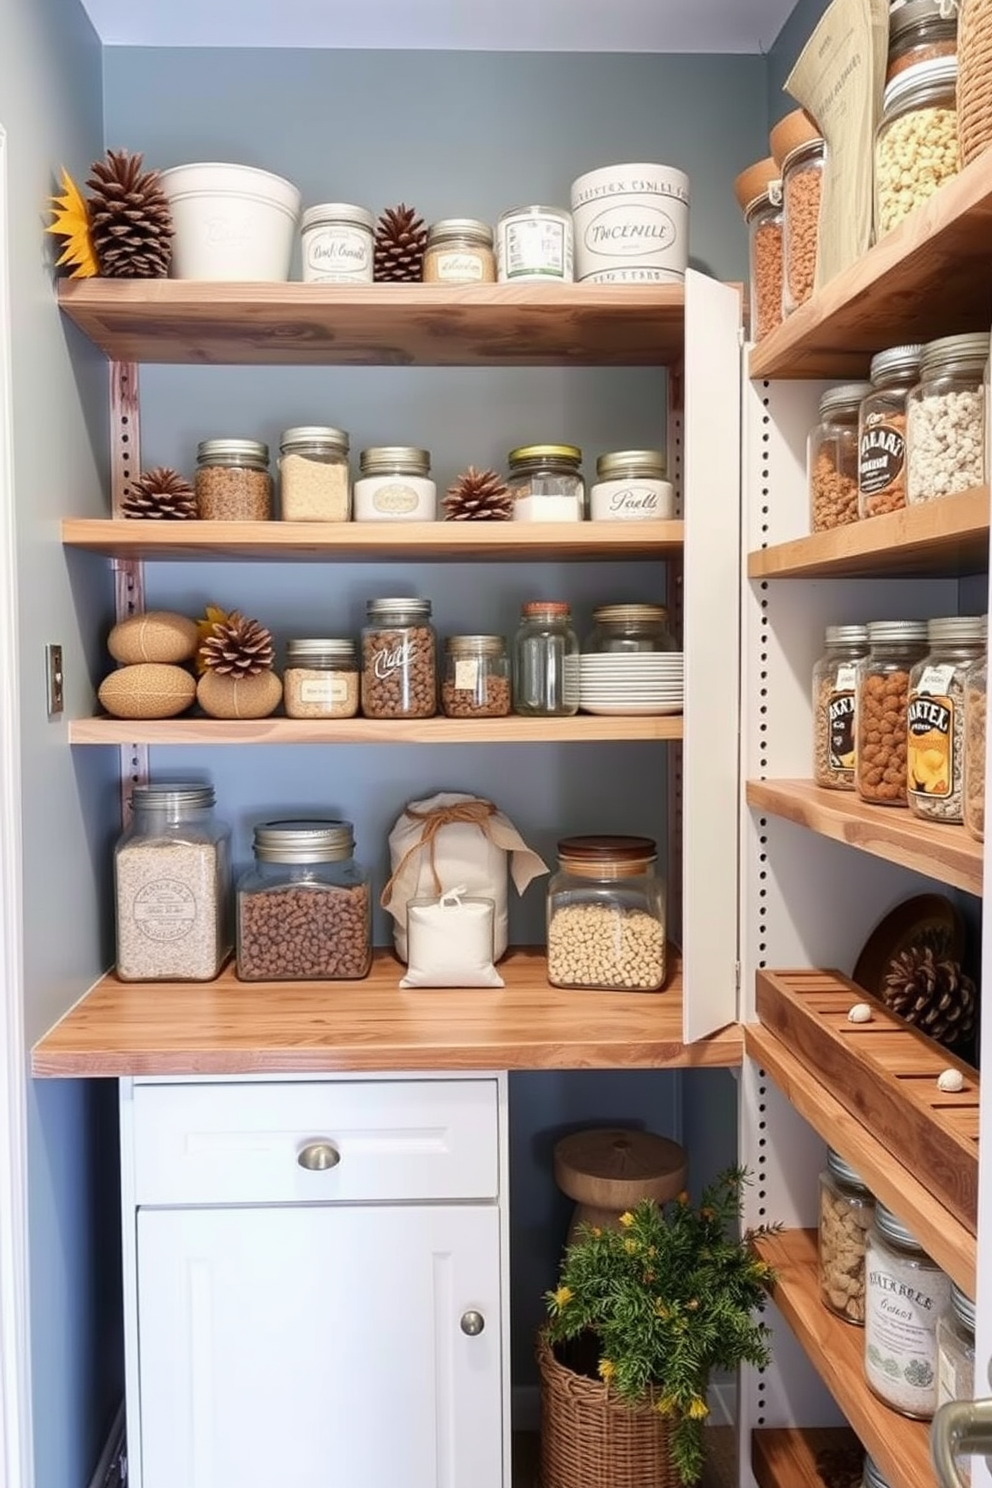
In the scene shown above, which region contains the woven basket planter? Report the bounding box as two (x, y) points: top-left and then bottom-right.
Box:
(536, 1331), (679, 1488)
(958, 0), (992, 166)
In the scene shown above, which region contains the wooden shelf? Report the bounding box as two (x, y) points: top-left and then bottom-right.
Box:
(746, 779), (983, 897)
(750, 150), (992, 379)
(55, 280), (686, 367)
(30, 945), (744, 1077)
(61, 517), (684, 563)
(752, 1230), (934, 1488)
(748, 488), (989, 580)
(70, 713), (683, 746)
(752, 1427), (864, 1488)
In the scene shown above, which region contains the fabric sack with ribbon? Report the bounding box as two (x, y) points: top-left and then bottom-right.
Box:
(401, 888), (503, 988)
(382, 791), (548, 962)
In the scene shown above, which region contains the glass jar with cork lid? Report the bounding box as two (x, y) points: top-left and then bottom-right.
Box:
(195, 438), (272, 520)
(546, 835), (667, 992)
(770, 109), (825, 317)
(512, 601), (579, 716)
(733, 155), (783, 344)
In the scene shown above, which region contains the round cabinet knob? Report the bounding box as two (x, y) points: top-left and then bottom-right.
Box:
(297, 1141), (341, 1172)
(460, 1311), (485, 1336)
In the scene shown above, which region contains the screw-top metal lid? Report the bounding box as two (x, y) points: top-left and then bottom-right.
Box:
(132, 782), (215, 812)
(593, 604), (670, 626)
(252, 818), (355, 864)
(300, 202), (375, 233)
(426, 218), (494, 248)
(889, 0), (958, 42)
(926, 614), (987, 645)
(286, 638), (357, 663)
(508, 444), (582, 468)
(595, 450), (667, 480)
(869, 344), (925, 385)
(196, 438), (269, 467)
(882, 53), (958, 112)
(358, 447), (431, 477)
(366, 597), (432, 621)
(444, 634), (506, 655)
(279, 426), (350, 455)
(921, 331), (991, 374)
(862, 1455), (891, 1488)
(825, 624), (869, 647)
(950, 1281), (976, 1336)
(874, 1200), (929, 1252)
(818, 383), (874, 419)
(521, 601), (572, 618)
(498, 204), (571, 224)
(867, 619), (929, 646)
(826, 1147), (872, 1193)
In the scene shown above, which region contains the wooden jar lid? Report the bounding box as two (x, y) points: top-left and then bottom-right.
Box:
(554, 1128), (688, 1209)
(770, 108), (822, 170)
(733, 156), (779, 216)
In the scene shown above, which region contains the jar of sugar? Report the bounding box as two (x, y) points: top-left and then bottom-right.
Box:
(507, 444), (584, 522)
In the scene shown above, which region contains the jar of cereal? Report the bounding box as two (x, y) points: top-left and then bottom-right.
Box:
(547, 835), (667, 992)
(875, 58), (959, 237)
(907, 615), (986, 822)
(856, 620), (928, 806)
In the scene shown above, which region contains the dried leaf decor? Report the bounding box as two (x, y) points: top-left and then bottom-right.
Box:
(46, 167), (98, 279)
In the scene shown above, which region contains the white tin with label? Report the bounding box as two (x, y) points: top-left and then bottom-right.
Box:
(353, 447), (436, 522)
(590, 450), (675, 521)
(301, 202), (374, 284)
(571, 163), (690, 284)
(496, 205), (573, 283)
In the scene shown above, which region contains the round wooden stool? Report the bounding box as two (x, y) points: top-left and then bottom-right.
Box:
(553, 1127), (688, 1240)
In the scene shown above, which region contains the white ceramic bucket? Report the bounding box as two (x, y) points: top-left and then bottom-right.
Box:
(570, 162), (690, 284)
(158, 162), (301, 282)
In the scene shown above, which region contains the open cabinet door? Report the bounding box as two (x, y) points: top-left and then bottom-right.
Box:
(680, 269), (743, 1042)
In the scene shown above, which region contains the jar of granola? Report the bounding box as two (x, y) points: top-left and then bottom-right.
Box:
(813, 624), (869, 789)
(195, 438), (272, 520)
(908, 615), (986, 822)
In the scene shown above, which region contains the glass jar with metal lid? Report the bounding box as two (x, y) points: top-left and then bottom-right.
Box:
(858, 344), (924, 517)
(495, 205), (574, 283)
(809, 383), (873, 531)
(590, 450), (675, 521)
(907, 614), (986, 822)
(546, 835), (667, 992)
(236, 819), (371, 981)
(195, 438), (272, 520)
(508, 444), (584, 521)
(284, 638), (359, 720)
(441, 635), (510, 718)
(856, 620), (929, 805)
(906, 332), (988, 502)
(300, 202), (374, 284)
(813, 624), (869, 789)
(781, 135), (825, 315)
(886, 0), (958, 85)
(876, 58), (960, 237)
(937, 1282), (976, 1480)
(964, 654), (986, 841)
(865, 1201), (950, 1418)
(818, 1148), (875, 1324)
(584, 604), (677, 655)
(114, 782), (231, 982)
(423, 219), (496, 284)
(362, 597), (436, 718)
(512, 601), (579, 716)
(353, 446), (435, 522)
(278, 426), (350, 522)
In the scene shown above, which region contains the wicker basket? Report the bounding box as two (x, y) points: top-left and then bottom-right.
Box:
(537, 1332), (678, 1488)
(958, 0), (992, 166)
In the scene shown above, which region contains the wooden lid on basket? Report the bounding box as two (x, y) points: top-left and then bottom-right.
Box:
(554, 1128), (687, 1209)
(769, 108), (822, 169)
(733, 156), (779, 216)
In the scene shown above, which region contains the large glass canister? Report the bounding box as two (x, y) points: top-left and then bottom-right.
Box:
(819, 1148), (875, 1324)
(236, 819), (371, 981)
(907, 614), (986, 822)
(813, 624), (869, 790)
(278, 426), (350, 521)
(856, 620), (929, 805)
(584, 603), (677, 654)
(733, 156), (783, 344)
(114, 782), (231, 981)
(865, 1202), (951, 1418)
(937, 1283), (977, 1485)
(906, 332), (989, 502)
(547, 835), (667, 992)
(809, 383), (873, 531)
(964, 654), (986, 841)
(781, 136), (825, 315)
(875, 58), (959, 237)
(441, 634), (511, 718)
(507, 444), (585, 522)
(195, 438), (272, 520)
(512, 601), (580, 716)
(858, 344), (924, 518)
(361, 597), (437, 719)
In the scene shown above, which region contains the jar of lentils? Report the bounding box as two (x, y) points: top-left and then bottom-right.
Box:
(813, 624), (869, 790)
(283, 638), (359, 720)
(907, 615), (986, 822)
(361, 597), (437, 719)
(906, 333), (988, 503)
(858, 344), (923, 518)
(819, 1148), (874, 1325)
(809, 384), (872, 531)
(875, 58), (959, 237)
(964, 654), (986, 841)
(886, 0), (958, 86)
(508, 444), (584, 522)
(278, 426), (350, 522)
(865, 1202), (950, 1418)
(512, 601), (579, 716)
(441, 635), (511, 718)
(195, 438), (272, 520)
(547, 835), (667, 992)
(856, 620), (929, 806)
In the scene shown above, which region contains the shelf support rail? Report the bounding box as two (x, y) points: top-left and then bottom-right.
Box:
(110, 361), (147, 825)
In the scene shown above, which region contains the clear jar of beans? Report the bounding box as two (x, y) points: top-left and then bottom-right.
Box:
(875, 58), (959, 238)
(818, 1148), (874, 1325)
(858, 344), (923, 518)
(441, 635), (511, 718)
(781, 135), (825, 316)
(547, 835), (667, 992)
(236, 819), (371, 981)
(195, 438), (273, 520)
(809, 383), (872, 531)
(856, 620), (929, 806)
(362, 597), (437, 718)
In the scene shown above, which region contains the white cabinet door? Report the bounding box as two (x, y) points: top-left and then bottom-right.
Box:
(135, 1203), (502, 1488)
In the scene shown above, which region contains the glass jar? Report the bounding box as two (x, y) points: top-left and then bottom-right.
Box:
(907, 614), (986, 822)
(856, 620), (929, 805)
(423, 219), (496, 284)
(283, 638), (359, 720)
(236, 819), (371, 981)
(114, 782), (231, 982)
(300, 202), (374, 284)
(353, 447), (436, 522)
(584, 604), (677, 655)
(278, 426), (350, 521)
(547, 835), (667, 991)
(863, 1457), (892, 1488)
(361, 597), (437, 719)
(858, 344), (924, 517)
(809, 383), (872, 531)
(495, 205), (574, 283)
(875, 58), (959, 237)
(813, 624), (869, 790)
(865, 1202), (950, 1418)
(508, 444), (584, 522)
(513, 601), (579, 716)
(964, 654), (986, 841)
(782, 136), (825, 315)
(937, 1282), (976, 1485)
(818, 1148), (875, 1325)
(907, 333), (988, 502)
(747, 185), (784, 343)
(441, 634), (511, 718)
(195, 438), (272, 520)
(887, 0), (958, 84)
(589, 451), (675, 521)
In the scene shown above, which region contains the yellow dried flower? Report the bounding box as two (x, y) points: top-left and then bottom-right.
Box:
(619, 1211), (635, 1228)
(552, 1286), (573, 1309)
(654, 1300), (669, 1319)
(598, 1359), (616, 1381)
(688, 1396), (710, 1420)
(624, 1238), (638, 1254)
(657, 1394), (678, 1416)
(46, 167), (98, 278)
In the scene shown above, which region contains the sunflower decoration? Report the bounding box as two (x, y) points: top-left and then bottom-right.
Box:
(46, 167), (98, 279)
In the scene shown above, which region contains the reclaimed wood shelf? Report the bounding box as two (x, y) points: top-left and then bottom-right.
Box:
(55, 280), (686, 367)
(750, 149), (992, 380)
(752, 1426), (865, 1488)
(61, 517), (684, 563)
(748, 487), (989, 580)
(30, 945), (744, 1077)
(745, 1021), (975, 1294)
(70, 713), (684, 746)
(746, 779), (983, 897)
(752, 1230), (934, 1488)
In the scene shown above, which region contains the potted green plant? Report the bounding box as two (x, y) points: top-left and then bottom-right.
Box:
(539, 1165), (778, 1488)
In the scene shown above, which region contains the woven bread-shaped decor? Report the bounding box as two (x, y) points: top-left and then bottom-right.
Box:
(958, 0), (992, 166)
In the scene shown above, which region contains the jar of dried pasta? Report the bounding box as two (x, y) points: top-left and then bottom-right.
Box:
(858, 344), (923, 518)
(195, 438), (272, 520)
(809, 384), (872, 531)
(733, 156), (783, 344)
(907, 615), (986, 823)
(875, 58), (959, 237)
(812, 624), (869, 790)
(278, 427), (350, 521)
(964, 654), (986, 841)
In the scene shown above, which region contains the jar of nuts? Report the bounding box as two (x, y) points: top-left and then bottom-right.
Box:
(875, 58), (959, 238)
(907, 614), (986, 822)
(858, 344), (924, 518)
(278, 426), (350, 522)
(195, 438), (273, 520)
(547, 835), (666, 992)
(906, 332), (989, 503)
(441, 635), (511, 718)
(781, 134), (825, 316)
(856, 620), (929, 806)
(733, 156), (783, 344)
(818, 1148), (874, 1325)
(283, 638), (359, 720)
(809, 383), (873, 531)
(964, 654), (986, 841)
(362, 597), (437, 719)
(236, 819), (371, 981)
(813, 624), (869, 790)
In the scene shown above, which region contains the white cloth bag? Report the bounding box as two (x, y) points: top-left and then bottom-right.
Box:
(400, 889), (504, 988)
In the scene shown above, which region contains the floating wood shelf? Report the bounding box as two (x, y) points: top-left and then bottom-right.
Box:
(748, 488), (989, 580)
(751, 1230), (934, 1488)
(70, 713), (684, 746)
(750, 150), (992, 379)
(746, 780), (983, 897)
(752, 1426), (865, 1488)
(55, 280), (686, 367)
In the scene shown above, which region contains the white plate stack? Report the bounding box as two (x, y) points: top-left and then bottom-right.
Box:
(578, 652), (684, 716)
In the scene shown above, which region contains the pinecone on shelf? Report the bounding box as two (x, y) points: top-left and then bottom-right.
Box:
(443, 467), (513, 521)
(373, 203), (427, 283)
(121, 466), (196, 520)
(85, 149), (174, 278)
(198, 612), (275, 678)
(881, 944), (977, 1051)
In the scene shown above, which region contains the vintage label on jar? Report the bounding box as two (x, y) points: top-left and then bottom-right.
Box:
(866, 1256), (948, 1415)
(454, 658), (480, 690)
(300, 677), (349, 704)
(908, 665), (955, 798)
(303, 225), (372, 283)
(859, 418), (906, 496)
(499, 217), (571, 280)
(828, 665), (858, 770)
(433, 252), (485, 283)
(373, 636), (419, 681)
(372, 483), (420, 516)
(590, 479), (674, 521)
(132, 878), (197, 941)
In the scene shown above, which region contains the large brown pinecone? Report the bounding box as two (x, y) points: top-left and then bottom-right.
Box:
(121, 466), (196, 520)
(86, 149), (174, 278)
(373, 203), (427, 283)
(443, 467), (513, 522)
(199, 612), (275, 678)
(882, 944), (977, 1049)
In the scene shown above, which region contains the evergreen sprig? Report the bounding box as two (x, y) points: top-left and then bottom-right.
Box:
(544, 1165), (779, 1484)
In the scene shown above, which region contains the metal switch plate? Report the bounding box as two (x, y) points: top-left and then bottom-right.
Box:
(46, 643), (64, 716)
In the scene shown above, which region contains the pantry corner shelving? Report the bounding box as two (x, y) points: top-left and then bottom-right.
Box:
(69, 714), (685, 746)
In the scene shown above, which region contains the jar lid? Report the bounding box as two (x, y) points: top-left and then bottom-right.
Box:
(366, 596), (432, 620)
(733, 156), (780, 217)
(553, 1128), (687, 1208)
(950, 1281), (976, 1335)
(286, 637), (357, 660)
(770, 107), (823, 169)
(132, 782), (215, 810)
(874, 1200), (927, 1252)
(781, 136), (826, 175)
(596, 450), (667, 480)
(558, 833), (657, 861)
(869, 344), (925, 384)
(252, 818), (355, 864)
(882, 53), (958, 111)
(826, 1147), (872, 1192)
(818, 382), (874, 418)
(521, 601), (571, 618)
(426, 218), (494, 248)
(825, 624), (869, 646)
(593, 604), (669, 626)
(927, 614), (987, 644)
(498, 204), (571, 224)
(889, 0), (958, 41)
(279, 426), (350, 454)
(867, 619), (929, 644)
(508, 444), (582, 467)
(359, 446), (431, 477)
(863, 1456), (891, 1488)
(444, 634), (506, 655)
(196, 438), (269, 465)
(921, 330), (991, 373)
(300, 202), (375, 233)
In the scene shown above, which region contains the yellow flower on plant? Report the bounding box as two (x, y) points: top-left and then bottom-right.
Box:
(619, 1211), (635, 1228)
(598, 1358), (616, 1381)
(654, 1300), (669, 1319)
(195, 606), (233, 673)
(552, 1286), (573, 1309)
(688, 1396), (710, 1420)
(624, 1238), (638, 1254)
(657, 1394), (678, 1416)
(591, 1226), (602, 1237)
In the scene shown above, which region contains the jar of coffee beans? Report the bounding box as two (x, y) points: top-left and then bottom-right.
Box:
(236, 819), (371, 981)
(547, 835), (666, 992)
(362, 597), (437, 718)
(441, 635), (511, 718)
(195, 438), (272, 520)
(907, 615), (986, 823)
(856, 620), (928, 806)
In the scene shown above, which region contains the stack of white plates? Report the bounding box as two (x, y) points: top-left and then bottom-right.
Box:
(579, 652), (684, 716)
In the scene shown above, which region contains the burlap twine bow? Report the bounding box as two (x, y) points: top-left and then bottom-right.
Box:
(380, 799), (498, 908)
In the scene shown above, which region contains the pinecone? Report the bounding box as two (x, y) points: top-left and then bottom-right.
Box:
(198, 612), (275, 678)
(121, 466), (197, 520)
(882, 944), (977, 1050)
(373, 203), (427, 283)
(443, 467), (513, 522)
(86, 149), (174, 279)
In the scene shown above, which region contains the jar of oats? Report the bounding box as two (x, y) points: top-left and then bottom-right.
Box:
(195, 438), (272, 520)
(278, 426), (350, 521)
(907, 615), (986, 822)
(858, 344), (923, 518)
(856, 620), (928, 806)
(818, 1148), (874, 1325)
(865, 1203), (950, 1418)
(809, 384), (873, 531)
(964, 654), (986, 841)
(875, 59), (959, 237)
(547, 835), (666, 992)
(284, 638), (359, 719)
(813, 624), (869, 790)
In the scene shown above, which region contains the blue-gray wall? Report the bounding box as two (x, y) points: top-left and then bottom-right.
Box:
(767, 0), (828, 124)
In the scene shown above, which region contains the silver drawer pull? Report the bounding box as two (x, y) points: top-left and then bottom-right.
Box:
(460, 1311), (485, 1336)
(297, 1141), (341, 1172)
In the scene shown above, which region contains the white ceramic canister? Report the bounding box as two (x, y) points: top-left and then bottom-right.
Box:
(353, 447), (436, 522)
(158, 162), (302, 282)
(300, 203), (374, 284)
(570, 162), (690, 284)
(496, 205), (574, 283)
(590, 450), (675, 521)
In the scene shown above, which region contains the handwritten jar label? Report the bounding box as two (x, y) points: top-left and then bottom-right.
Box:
(590, 478), (675, 521)
(302, 224), (373, 284)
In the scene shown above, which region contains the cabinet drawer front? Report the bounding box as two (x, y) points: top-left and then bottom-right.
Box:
(130, 1079), (499, 1205)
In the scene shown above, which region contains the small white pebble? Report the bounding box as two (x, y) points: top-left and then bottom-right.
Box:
(937, 1068), (965, 1093)
(848, 1003), (873, 1024)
